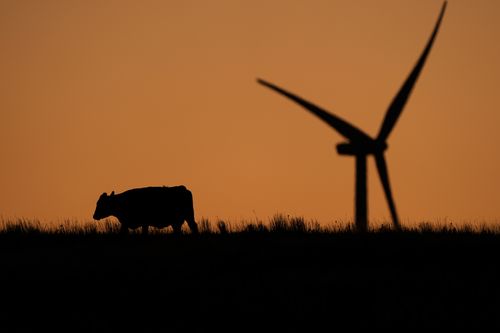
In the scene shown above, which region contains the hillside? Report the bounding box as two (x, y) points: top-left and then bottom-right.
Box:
(1, 219), (499, 332)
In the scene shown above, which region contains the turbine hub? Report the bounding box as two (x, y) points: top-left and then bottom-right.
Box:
(336, 140), (387, 156)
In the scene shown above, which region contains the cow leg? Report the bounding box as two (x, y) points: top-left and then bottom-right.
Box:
(187, 219), (199, 234)
(172, 224), (182, 235)
(142, 225), (149, 235)
(120, 224), (129, 235)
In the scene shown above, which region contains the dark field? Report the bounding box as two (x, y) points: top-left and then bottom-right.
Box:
(1, 217), (499, 332)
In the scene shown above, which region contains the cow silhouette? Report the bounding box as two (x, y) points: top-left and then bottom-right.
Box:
(93, 185), (198, 235)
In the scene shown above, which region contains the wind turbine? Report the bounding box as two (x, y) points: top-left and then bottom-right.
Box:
(257, 2), (447, 232)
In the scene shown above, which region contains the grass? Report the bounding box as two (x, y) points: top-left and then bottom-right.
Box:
(1, 215), (499, 331)
(1, 213), (498, 235)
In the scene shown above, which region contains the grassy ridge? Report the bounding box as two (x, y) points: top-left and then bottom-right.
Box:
(1, 215), (499, 332)
(1, 214), (498, 235)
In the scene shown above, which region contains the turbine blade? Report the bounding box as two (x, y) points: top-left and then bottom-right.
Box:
(257, 78), (372, 143)
(374, 153), (401, 229)
(377, 1), (447, 142)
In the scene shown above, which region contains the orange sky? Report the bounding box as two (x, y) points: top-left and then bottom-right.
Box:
(1, 0), (499, 227)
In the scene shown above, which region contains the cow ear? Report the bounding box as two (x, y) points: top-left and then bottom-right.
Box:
(100, 192), (108, 199)
(111, 191), (115, 196)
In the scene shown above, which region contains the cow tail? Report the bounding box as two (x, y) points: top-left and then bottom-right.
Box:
(186, 189), (198, 234)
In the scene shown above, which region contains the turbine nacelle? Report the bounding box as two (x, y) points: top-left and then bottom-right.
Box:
(336, 141), (388, 156)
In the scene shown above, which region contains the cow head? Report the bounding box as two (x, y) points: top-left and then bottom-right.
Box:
(93, 191), (115, 220)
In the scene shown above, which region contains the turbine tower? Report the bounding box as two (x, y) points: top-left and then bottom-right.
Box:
(257, 2), (447, 232)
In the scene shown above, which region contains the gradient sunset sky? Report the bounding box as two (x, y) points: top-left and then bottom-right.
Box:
(1, 0), (499, 226)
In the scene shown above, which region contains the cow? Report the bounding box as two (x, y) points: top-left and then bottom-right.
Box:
(92, 185), (198, 235)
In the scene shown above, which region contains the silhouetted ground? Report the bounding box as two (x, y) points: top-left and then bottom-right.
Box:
(0, 219), (499, 332)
